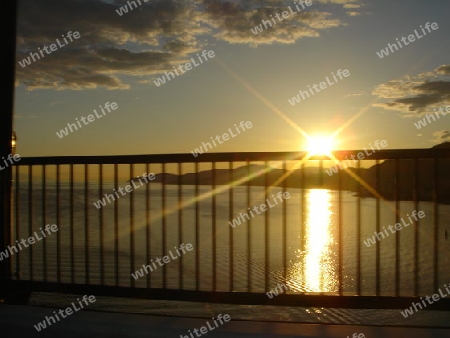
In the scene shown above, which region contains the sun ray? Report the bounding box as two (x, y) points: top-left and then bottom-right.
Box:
(141, 164), (275, 228)
(214, 61), (394, 213)
(325, 153), (406, 217)
(214, 57), (310, 140)
(128, 60), (404, 257)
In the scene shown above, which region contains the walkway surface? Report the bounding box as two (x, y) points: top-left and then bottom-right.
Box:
(1, 304), (450, 338)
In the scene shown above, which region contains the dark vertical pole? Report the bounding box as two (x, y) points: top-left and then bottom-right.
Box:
(282, 161), (287, 289)
(301, 161), (306, 294)
(264, 161), (269, 291)
(195, 162), (200, 291)
(42, 165), (47, 281)
(413, 159), (419, 296)
(146, 163), (151, 289)
(114, 164), (119, 286)
(433, 157), (438, 291)
(56, 164), (61, 283)
(338, 161), (343, 296)
(99, 164), (104, 285)
(212, 162), (217, 291)
(14, 165), (20, 280)
(162, 163), (167, 289)
(394, 159), (400, 296)
(29, 167), (34, 281)
(247, 160), (251, 292)
(130, 164), (135, 288)
(70, 165), (74, 283)
(319, 160), (323, 186)
(178, 163), (182, 289)
(84, 164), (89, 284)
(356, 160), (361, 295)
(0, 0), (16, 284)
(375, 160), (380, 296)
(228, 162), (233, 292)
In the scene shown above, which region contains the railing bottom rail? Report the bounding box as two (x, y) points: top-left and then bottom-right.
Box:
(1, 280), (450, 311)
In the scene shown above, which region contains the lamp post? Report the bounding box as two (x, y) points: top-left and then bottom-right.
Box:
(1, 0), (18, 300)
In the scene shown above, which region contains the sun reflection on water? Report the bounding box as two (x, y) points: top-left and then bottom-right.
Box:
(288, 189), (338, 293)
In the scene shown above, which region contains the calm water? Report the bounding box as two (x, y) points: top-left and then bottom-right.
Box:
(11, 184), (450, 297)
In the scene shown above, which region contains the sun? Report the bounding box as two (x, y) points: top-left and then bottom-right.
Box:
(305, 135), (335, 156)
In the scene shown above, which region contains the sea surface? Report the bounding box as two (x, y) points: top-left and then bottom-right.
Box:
(9, 184), (450, 326)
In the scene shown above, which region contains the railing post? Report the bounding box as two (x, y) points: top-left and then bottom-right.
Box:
(0, 0), (17, 293)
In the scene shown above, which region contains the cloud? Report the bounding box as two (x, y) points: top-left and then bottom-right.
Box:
(372, 64), (450, 116)
(16, 0), (364, 90)
(344, 91), (365, 97)
(16, 0), (204, 90)
(343, 4), (361, 8)
(436, 64), (450, 75)
(432, 130), (450, 143)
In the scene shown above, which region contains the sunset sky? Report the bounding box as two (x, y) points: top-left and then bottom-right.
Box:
(14, 0), (450, 157)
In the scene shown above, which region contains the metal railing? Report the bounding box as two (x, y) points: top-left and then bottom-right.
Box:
(2, 148), (450, 310)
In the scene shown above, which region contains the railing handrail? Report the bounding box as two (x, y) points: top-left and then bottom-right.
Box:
(15, 148), (450, 165)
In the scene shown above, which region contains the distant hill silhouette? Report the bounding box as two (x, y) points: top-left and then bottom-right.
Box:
(152, 142), (450, 204)
(348, 142), (450, 203)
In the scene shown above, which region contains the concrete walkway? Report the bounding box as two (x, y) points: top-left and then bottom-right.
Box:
(1, 304), (449, 338)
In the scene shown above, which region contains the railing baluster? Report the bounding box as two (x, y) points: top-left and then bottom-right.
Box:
(42, 165), (46, 281)
(228, 161), (233, 292)
(413, 159), (419, 296)
(247, 160), (251, 292)
(162, 163), (167, 289)
(356, 160), (361, 295)
(56, 164), (61, 283)
(146, 163), (151, 289)
(301, 161), (305, 294)
(28, 166), (34, 281)
(14, 164), (20, 280)
(376, 160), (380, 296)
(178, 162), (182, 289)
(395, 159), (400, 296)
(338, 160), (343, 296)
(99, 164), (104, 285)
(282, 160), (287, 290)
(70, 165), (74, 284)
(433, 157), (438, 291)
(264, 160), (269, 291)
(84, 164), (89, 284)
(212, 161), (217, 291)
(130, 164), (135, 288)
(195, 162), (200, 291)
(114, 164), (119, 286)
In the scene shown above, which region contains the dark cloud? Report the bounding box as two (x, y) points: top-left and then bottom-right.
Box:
(16, 0), (363, 90)
(16, 0), (205, 90)
(415, 81), (450, 95)
(393, 94), (445, 111)
(372, 64), (450, 116)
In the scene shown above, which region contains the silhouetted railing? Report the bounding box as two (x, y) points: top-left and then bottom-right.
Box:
(3, 149), (450, 309)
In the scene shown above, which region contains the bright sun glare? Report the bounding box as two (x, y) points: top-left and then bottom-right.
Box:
(305, 135), (335, 156)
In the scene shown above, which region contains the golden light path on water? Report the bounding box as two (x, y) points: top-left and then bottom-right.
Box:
(288, 189), (338, 293)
